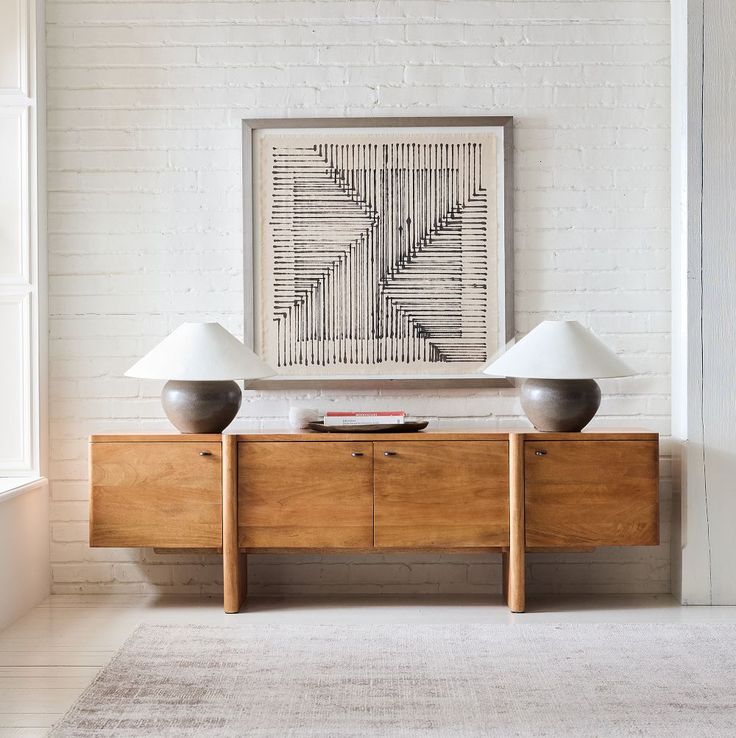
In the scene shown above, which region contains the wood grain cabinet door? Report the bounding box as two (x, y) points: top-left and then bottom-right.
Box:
(238, 441), (374, 548)
(90, 441), (222, 548)
(374, 441), (509, 548)
(525, 440), (659, 548)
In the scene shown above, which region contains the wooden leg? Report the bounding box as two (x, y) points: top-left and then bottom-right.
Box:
(223, 434), (243, 613)
(239, 552), (247, 605)
(508, 433), (525, 613)
(501, 551), (509, 603)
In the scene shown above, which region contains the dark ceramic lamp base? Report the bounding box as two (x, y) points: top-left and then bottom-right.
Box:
(520, 378), (601, 432)
(161, 380), (242, 434)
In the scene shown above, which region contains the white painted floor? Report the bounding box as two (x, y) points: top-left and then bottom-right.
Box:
(2, 593), (736, 737)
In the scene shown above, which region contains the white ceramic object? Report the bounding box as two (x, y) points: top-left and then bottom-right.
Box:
(288, 407), (320, 430)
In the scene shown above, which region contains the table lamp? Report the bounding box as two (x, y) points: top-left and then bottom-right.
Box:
(125, 322), (274, 433)
(482, 320), (634, 432)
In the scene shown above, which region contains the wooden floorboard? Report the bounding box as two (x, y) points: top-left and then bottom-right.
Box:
(0, 714), (62, 728)
(0, 653), (113, 668)
(0, 728), (54, 738)
(0, 677), (93, 689)
(0, 691), (80, 715)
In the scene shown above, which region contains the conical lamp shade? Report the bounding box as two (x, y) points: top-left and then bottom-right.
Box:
(125, 322), (274, 381)
(482, 320), (633, 379)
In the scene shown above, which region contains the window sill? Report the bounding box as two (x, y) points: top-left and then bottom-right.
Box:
(0, 476), (47, 502)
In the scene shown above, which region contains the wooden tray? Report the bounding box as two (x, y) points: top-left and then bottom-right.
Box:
(307, 421), (429, 434)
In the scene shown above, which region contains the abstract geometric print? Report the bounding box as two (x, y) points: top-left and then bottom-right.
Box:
(255, 129), (500, 376)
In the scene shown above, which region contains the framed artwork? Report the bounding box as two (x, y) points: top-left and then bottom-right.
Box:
(243, 116), (513, 387)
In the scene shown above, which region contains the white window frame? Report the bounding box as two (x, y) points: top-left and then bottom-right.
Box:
(0, 0), (45, 481)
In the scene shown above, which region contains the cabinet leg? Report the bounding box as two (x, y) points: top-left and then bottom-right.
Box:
(223, 434), (243, 613)
(501, 551), (509, 603)
(239, 553), (247, 605)
(224, 551), (246, 614)
(224, 552), (246, 614)
(508, 433), (526, 613)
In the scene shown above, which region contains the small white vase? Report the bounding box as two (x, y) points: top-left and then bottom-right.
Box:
(288, 407), (320, 430)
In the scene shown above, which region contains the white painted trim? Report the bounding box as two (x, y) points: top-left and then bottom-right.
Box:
(699, 0), (736, 605)
(0, 473), (49, 631)
(671, 0), (712, 606)
(671, 0), (691, 601)
(0, 0), (28, 97)
(0, 475), (45, 502)
(30, 0), (46, 478)
(0, 0), (43, 478)
(672, 0), (736, 605)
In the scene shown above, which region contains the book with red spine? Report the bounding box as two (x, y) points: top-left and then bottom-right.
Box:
(323, 411), (405, 426)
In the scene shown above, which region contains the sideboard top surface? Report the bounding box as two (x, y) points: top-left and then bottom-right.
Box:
(89, 428), (659, 443)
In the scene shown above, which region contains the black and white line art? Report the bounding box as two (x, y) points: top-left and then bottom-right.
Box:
(267, 140), (490, 371)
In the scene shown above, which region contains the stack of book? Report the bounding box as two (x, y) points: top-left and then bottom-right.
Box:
(323, 411), (406, 426)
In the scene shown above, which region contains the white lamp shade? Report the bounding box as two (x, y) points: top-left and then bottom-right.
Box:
(125, 322), (274, 381)
(482, 320), (634, 379)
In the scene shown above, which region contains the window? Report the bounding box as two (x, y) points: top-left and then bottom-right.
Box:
(0, 0), (42, 479)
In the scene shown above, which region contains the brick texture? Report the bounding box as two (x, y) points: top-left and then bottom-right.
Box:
(46, 0), (672, 596)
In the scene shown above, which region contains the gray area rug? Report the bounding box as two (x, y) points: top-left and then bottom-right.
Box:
(50, 623), (736, 737)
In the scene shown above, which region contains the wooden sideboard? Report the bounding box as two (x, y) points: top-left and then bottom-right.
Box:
(89, 430), (660, 613)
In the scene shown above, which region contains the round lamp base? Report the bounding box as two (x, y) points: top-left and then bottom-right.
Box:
(520, 378), (601, 433)
(161, 380), (242, 434)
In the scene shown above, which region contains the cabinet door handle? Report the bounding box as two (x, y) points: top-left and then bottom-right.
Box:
(535, 450), (547, 456)
(383, 451), (397, 457)
(351, 452), (364, 457)
(199, 451), (213, 457)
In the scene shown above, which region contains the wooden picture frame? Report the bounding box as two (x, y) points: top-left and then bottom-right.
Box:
(243, 116), (514, 389)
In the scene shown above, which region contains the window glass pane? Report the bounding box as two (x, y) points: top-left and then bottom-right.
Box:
(0, 295), (29, 468)
(0, 111), (25, 278)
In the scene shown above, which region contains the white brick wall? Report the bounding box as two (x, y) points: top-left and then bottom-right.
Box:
(46, 0), (672, 596)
